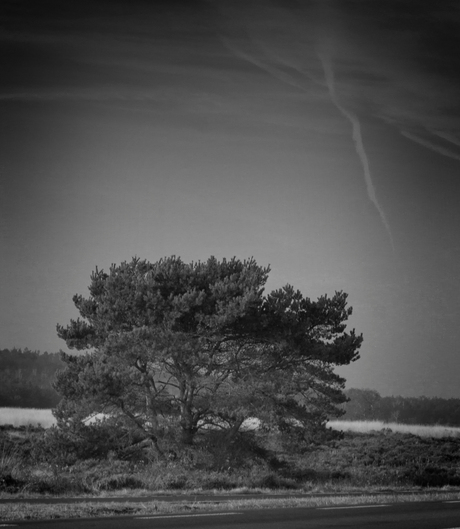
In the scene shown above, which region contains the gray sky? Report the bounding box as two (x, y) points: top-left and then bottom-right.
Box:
(2, 0), (460, 397)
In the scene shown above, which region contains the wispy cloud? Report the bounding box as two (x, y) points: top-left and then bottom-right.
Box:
(221, 37), (312, 94)
(0, 89), (174, 103)
(0, 91), (108, 101)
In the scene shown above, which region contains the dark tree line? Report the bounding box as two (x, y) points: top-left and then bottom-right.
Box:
(0, 348), (64, 408)
(343, 388), (460, 426)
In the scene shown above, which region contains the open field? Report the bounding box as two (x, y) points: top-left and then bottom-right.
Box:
(329, 420), (460, 438)
(3, 409), (460, 439)
(0, 408), (55, 428)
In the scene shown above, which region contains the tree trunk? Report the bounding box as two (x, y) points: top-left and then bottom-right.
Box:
(180, 405), (198, 445)
(224, 417), (245, 445)
(180, 426), (197, 446)
(179, 379), (198, 445)
(148, 434), (165, 460)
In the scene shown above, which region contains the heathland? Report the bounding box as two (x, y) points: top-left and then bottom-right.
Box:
(2, 349), (460, 502)
(2, 412), (460, 497)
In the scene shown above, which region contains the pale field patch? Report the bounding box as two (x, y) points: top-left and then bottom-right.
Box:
(328, 420), (460, 438)
(2, 409), (460, 438)
(0, 408), (55, 428)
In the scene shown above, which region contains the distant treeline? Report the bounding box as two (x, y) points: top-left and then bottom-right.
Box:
(0, 348), (64, 408)
(343, 388), (460, 427)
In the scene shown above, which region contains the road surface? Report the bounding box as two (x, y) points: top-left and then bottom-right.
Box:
(3, 500), (460, 528)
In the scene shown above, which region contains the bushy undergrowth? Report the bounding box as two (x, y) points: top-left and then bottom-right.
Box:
(2, 425), (460, 495)
(301, 430), (460, 488)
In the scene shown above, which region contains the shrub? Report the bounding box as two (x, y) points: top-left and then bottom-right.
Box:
(0, 474), (25, 493)
(161, 473), (189, 490)
(410, 467), (460, 487)
(197, 475), (236, 490)
(32, 419), (151, 468)
(90, 474), (145, 492)
(25, 476), (87, 495)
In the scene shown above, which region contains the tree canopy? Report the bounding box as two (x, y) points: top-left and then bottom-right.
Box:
(55, 256), (362, 457)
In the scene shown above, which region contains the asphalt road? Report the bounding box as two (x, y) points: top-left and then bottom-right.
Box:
(4, 500), (460, 529)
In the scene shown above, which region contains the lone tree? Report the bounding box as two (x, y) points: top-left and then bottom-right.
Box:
(55, 256), (362, 457)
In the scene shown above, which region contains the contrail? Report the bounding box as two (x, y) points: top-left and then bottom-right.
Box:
(252, 39), (326, 89)
(222, 34), (395, 250)
(401, 130), (460, 163)
(430, 130), (460, 149)
(317, 51), (395, 251)
(221, 37), (307, 92)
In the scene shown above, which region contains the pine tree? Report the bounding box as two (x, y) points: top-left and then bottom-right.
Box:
(56, 256), (362, 457)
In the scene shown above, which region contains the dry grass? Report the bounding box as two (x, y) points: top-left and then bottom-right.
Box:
(0, 408), (55, 428)
(328, 420), (460, 438)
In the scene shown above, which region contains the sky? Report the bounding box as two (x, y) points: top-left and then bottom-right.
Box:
(1, 0), (460, 398)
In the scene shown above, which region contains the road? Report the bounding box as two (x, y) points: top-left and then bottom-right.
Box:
(3, 500), (460, 528)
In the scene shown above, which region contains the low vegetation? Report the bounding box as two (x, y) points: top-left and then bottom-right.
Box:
(2, 420), (460, 499)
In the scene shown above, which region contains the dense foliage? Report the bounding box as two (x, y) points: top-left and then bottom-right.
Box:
(55, 255), (362, 458)
(343, 388), (460, 426)
(0, 348), (63, 408)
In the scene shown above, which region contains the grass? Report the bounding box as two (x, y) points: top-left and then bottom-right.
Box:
(3, 411), (460, 523)
(2, 427), (460, 497)
(1, 425), (460, 522)
(328, 420), (460, 438)
(2, 490), (460, 521)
